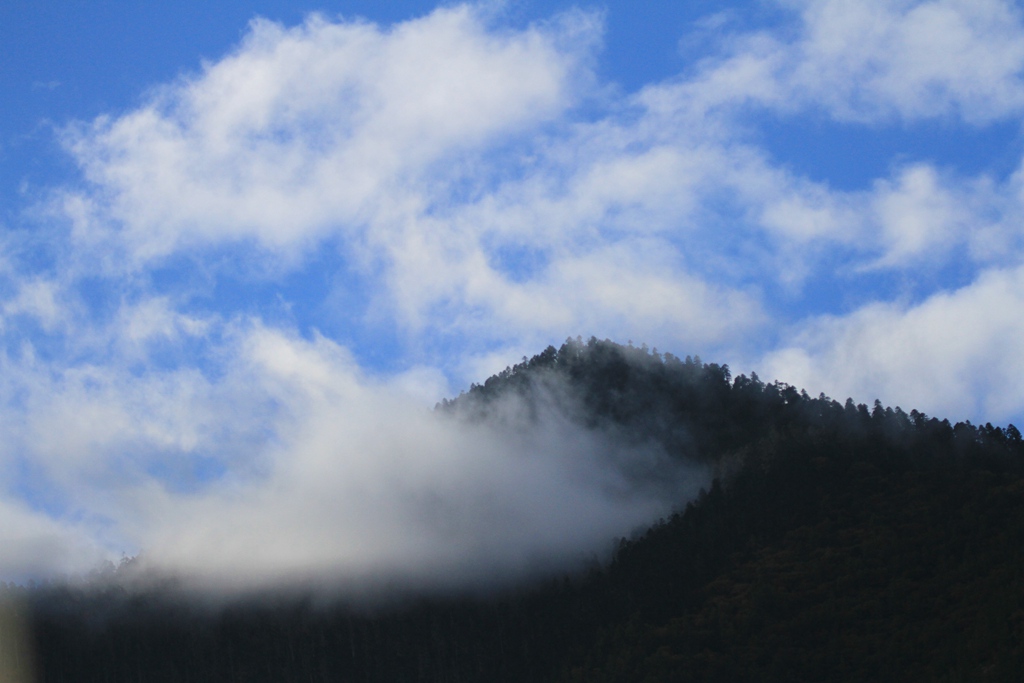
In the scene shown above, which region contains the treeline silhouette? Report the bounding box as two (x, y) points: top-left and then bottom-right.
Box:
(15, 337), (1024, 681)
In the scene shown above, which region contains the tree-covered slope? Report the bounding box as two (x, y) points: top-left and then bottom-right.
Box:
(19, 338), (1024, 682)
(561, 429), (1024, 682)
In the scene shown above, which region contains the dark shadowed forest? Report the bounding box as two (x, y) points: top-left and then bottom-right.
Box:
(11, 337), (1024, 681)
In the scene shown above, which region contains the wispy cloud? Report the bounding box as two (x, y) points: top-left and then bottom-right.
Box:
(682, 0), (1024, 122)
(61, 7), (596, 264)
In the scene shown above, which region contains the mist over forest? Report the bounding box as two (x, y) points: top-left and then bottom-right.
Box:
(5, 337), (1024, 682)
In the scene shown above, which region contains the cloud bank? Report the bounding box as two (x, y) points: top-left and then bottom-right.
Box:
(1, 0), (1023, 585)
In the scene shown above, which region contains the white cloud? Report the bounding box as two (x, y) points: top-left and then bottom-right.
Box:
(763, 265), (1024, 422)
(867, 163), (973, 266)
(3, 279), (65, 332)
(0, 498), (105, 578)
(688, 0), (1024, 123)
(63, 6), (596, 263)
(56, 0), (1024, 359)
(798, 0), (1024, 122)
(59, 4), (777, 353)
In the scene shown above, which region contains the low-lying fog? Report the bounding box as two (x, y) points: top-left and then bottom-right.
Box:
(1, 327), (706, 598)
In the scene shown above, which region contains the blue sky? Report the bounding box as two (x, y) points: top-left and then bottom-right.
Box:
(3, 0), (1024, 585)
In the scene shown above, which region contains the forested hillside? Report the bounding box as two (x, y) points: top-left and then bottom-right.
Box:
(15, 338), (1024, 681)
